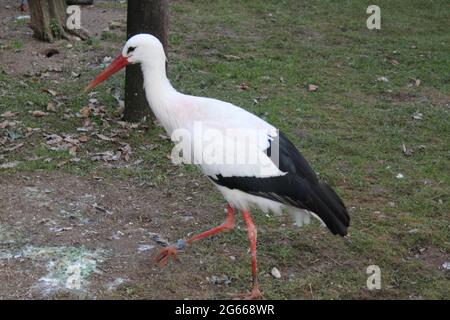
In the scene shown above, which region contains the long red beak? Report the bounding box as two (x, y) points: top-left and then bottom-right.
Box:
(84, 54), (129, 92)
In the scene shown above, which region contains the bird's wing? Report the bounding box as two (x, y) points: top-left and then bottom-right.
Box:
(174, 120), (285, 178)
(211, 132), (350, 235)
(170, 96), (285, 178)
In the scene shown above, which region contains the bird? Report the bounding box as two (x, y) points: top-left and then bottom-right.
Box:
(85, 34), (350, 299)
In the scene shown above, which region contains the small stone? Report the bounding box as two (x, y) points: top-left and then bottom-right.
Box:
(271, 267), (281, 279)
(412, 111), (423, 120)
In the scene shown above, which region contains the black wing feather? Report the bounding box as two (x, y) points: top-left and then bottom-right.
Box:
(211, 131), (350, 236)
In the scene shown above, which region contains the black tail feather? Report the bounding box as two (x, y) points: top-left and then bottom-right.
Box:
(311, 182), (349, 236)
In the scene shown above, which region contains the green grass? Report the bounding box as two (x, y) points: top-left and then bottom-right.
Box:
(1, 0), (449, 299)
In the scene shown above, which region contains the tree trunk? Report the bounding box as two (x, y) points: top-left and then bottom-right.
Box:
(29, 0), (68, 42)
(124, 0), (169, 122)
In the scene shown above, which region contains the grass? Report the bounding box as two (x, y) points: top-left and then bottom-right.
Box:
(0, 0), (449, 299)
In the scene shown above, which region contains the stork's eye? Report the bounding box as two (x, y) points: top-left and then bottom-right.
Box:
(127, 46), (136, 54)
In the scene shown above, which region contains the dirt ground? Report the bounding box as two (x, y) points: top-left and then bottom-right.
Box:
(0, 0), (125, 76)
(0, 171), (227, 299)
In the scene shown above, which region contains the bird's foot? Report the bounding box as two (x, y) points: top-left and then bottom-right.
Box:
(154, 246), (179, 267)
(230, 286), (263, 300)
(154, 239), (186, 267)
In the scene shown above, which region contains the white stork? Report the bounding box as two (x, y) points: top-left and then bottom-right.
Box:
(86, 34), (350, 299)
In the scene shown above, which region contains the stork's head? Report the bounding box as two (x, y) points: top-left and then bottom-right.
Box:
(85, 34), (166, 92)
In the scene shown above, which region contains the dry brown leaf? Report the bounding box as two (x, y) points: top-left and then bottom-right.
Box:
(43, 89), (58, 96)
(78, 135), (89, 143)
(79, 106), (92, 117)
(64, 136), (80, 145)
(30, 110), (48, 117)
(96, 133), (115, 141)
(120, 143), (132, 161)
(389, 59), (400, 65)
(45, 134), (63, 145)
(1, 111), (19, 118)
(46, 102), (57, 112)
(223, 54), (241, 60)
(0, 120), (17, 129)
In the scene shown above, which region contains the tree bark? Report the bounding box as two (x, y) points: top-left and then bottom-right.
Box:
(29, 0), (68, 42)
(124, 0), (169, 122)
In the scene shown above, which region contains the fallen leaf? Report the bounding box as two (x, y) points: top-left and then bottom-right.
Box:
(46, 102), (57, 112)
(120, 143), (132, 161)
(389, 59), (399, 65)
(96, 133), (115, 141)
(1, 111), (19, 118)
(223, 54), (241, 60)
(0, 120), (17, 129)
(78, 135), (89, 143)
(42, 89), (58, 96)
(30, 110), (48, 117)
(376, 76), (389, 82)
(64, 136), (80, 145)
(45, 134), (63, 145)
(79, 106), (92, 117)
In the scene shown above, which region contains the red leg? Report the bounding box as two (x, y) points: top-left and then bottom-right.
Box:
(154, 204), (235, 267)
(186, 204), (234, 244)
(237, 210), (262, 300)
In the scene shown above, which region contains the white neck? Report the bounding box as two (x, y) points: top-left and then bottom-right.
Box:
(140, 60), (179, 132)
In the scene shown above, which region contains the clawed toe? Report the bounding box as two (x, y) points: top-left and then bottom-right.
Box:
(229, 286), (263, 300)
(154, 246), (179, 267)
